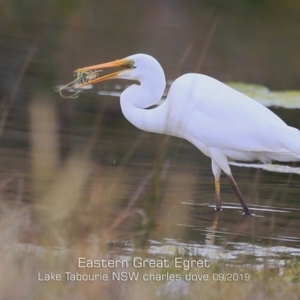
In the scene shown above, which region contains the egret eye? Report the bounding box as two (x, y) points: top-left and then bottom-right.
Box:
(123, 60), (135, 69)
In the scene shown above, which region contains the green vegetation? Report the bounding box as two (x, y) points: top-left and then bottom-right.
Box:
(228, 82), (300, 109)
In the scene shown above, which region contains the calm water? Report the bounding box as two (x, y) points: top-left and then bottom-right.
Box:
(1, 0), (300, 264)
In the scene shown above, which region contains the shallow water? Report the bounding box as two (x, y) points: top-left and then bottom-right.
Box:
(4, 85), (300, 266)
(108, 117), (300, 263)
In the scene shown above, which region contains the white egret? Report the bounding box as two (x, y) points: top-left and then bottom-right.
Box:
(75, 54), (300, 215)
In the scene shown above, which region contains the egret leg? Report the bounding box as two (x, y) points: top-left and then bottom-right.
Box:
(226, 174), (251, 215)
(211, 160), (222, 211)
(215, 177), (221, 211)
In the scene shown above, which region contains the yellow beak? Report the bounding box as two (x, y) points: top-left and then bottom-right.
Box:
(74, 59), (129, 88)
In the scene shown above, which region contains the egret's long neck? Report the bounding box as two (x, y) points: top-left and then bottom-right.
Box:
(120, 73), (170, 135)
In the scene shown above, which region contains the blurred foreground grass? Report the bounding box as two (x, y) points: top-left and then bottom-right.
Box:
(0, 93), (299, 299)
(0, 235), (300, 299)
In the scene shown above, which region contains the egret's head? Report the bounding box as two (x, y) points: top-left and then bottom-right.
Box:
(74, 54), (164, 88)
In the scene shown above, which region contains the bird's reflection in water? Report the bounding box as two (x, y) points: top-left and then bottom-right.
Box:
(205, 211), (220, 246)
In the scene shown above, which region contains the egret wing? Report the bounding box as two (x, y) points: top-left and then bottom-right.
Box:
(170, 74), (297, 154)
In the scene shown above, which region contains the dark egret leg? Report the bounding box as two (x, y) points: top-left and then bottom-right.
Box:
(226, 174), (251, 215)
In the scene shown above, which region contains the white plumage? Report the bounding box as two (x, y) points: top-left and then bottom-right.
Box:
(76, 53), (300, 215)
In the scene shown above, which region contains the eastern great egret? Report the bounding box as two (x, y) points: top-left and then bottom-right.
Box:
(75, 54), (300, 215)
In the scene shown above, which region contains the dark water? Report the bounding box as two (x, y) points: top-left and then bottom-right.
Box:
(1, 0), (300, 264)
